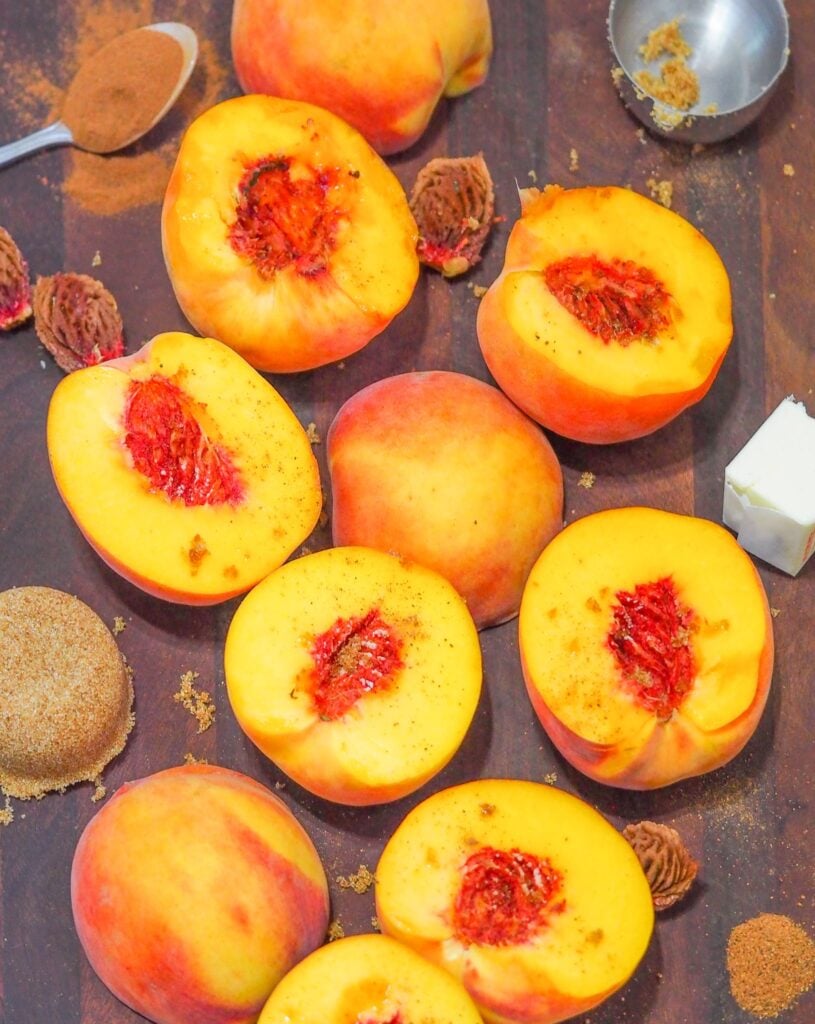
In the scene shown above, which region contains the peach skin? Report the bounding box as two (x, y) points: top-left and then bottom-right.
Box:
(162, 95), (419, 372)
(477, 185), (733, 443)
(71, 764), (330, 1024)
(225, 546), (482, 805)
(231, 0), (493, 155)
(327, 371), (563, 629)
(47, 331), (321, 604)
(376, 779), (654, 1024)
(520, 507), (774, 789)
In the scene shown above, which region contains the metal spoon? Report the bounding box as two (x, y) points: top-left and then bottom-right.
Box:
(0, 23), (198, 168)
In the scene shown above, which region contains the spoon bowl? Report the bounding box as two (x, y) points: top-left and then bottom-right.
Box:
(608, 0), (790, 144)
(0, 22), (198, 168)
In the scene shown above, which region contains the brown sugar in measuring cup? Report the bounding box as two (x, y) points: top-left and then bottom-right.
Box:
(61, 26), (184, 153)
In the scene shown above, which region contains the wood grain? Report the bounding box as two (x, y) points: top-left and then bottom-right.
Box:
(0, 1), (813, 1022)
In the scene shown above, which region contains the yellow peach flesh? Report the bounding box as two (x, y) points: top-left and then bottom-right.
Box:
(477, 186), (732, 443)
(47, 332), (321, 603)
(258, 933), (483, 1024)
(225, 546), (482, 804)
(520, 507), (773, 788)
(162, 96), (419, 372)
(376, 779), (654, 1024)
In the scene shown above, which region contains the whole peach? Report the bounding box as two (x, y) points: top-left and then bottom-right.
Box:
(327, 372), (563, 629)
(71, 765), (329, 1024)
(231, 0), (493, 155)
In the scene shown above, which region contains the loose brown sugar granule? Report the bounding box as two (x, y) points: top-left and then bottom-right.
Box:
(636, 127), (647, 144)
(336, 864), (376, 894)
(183, 752), (208, 766)
(91, 250), (102, 267)
(783, 163), (795, 177)
(91, 776), (106, 802)
(611, 66), (625, 88)
(327, 919), (345, 942)
(371, 916), (381, 931)
(578, 471), (596, 489)
(528, 169), (538, 183)
(112, 616), (126, 635)
(770, 607), (781, 618)
(0, 795), (13, 826)
(568, 148), (579, 173)
(639, 19), (692, 62)
(727, 914), (815, 1017)
(646, 177), (674, 209)
(173, 670), (215, 733)
(636, 59), (700, 110)
(543, 772), (558, 785)
(306, 422), (321, 444)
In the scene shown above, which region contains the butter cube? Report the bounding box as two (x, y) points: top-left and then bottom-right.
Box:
(723, 396), (815, 576)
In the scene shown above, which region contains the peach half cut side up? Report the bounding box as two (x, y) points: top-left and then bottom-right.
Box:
(258, 933), (483, 1024)
(46, 331), (321, 604)
(376, 779), (654, 1024)
(71, 765), (329, 1024)
(225, 546), (482, 805)
(327, 371), (564, 629)
(162, 94), (419, 373)
(520, 507), (774, 790)
(477, 185), (733, 443)
(231, 0), (493, 156)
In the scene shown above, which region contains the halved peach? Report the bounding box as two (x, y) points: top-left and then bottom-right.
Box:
(520, 507), (774, 789)
(376, 779), (654, 1024)
(327, 371), (564, 629)
(162, 95), (419, 372)
(47, 331), (321, 604)
(258, 933), (483, 1024)
(231, 0), (493, 155)
(72, 764), (329, 1024)
(224, 546), (481, 805)
(477, 185), (733, 443)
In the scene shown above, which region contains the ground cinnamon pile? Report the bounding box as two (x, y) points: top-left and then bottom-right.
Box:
(2, 0), (229, 216)
(727, 913), (815, 1017)
(62, 27), (183, 153)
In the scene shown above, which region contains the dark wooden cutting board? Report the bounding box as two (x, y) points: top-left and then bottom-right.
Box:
(0, 1), (812, 1022)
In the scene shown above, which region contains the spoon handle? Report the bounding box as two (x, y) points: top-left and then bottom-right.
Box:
(0, 122), (74, 169)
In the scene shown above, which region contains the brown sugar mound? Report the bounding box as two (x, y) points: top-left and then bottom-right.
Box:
(0, 587), (134, 799)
